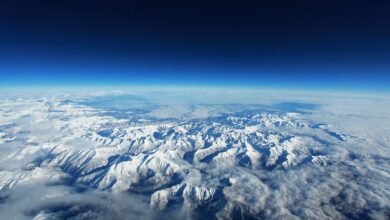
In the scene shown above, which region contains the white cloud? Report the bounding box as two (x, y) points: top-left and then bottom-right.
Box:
(0, 91), (389, 219)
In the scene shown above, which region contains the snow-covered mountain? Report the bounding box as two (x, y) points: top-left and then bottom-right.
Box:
(0, 92), (389, 219)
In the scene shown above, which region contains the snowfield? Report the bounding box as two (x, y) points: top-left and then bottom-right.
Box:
(0, 90), (390, 219)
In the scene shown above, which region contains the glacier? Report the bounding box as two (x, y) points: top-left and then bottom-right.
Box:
(0, 90), (389, 219)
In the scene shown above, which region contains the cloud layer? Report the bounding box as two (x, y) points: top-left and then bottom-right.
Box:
(0, 91), (390, 219)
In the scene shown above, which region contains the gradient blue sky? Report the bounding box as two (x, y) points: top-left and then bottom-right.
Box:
(0, 0), (389, 91)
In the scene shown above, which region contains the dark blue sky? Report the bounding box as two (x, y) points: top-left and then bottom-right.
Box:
(0, 0), (390, 91)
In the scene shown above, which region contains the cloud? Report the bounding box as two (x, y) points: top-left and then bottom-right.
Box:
(0, 181), (156, 220)
(0, 92), (390, 219)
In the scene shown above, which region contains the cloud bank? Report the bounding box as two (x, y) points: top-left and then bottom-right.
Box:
(0, 91), (389, 219)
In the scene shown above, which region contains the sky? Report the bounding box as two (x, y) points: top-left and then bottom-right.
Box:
(0, 0), (390, 91)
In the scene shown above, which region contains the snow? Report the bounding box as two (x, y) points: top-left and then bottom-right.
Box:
(0, 91), (390, 219)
